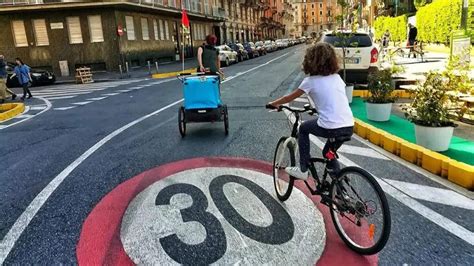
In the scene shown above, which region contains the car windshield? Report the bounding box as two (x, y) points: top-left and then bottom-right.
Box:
(322, 33), (372, 48)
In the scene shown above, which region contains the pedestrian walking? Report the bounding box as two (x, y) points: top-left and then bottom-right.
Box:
(368, 29), (374, 41)
(10, 57), (32, 100)
(408, 23), (418, 58)
(382, 30), (390, 48)
(0, 55), (17, 103)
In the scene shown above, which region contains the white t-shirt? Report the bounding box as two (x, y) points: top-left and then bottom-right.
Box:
(299, 74), (354, 129)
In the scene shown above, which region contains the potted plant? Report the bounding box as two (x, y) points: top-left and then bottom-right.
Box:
(403, 72), (458, 152)
(366, 69), (397, 121)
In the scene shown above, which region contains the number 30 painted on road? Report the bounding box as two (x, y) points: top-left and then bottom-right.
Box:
(155, 175), (295, 264)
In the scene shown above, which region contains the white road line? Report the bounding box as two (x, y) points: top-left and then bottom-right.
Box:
(15, 114), (34, 119)
(29, 106), (47, 111)
(54, 106), (77, 111)
(0, 97), (52, 131)
(384, 179), (474, 210)
(337, 143), (390, 160)
(46, 96), (76, 100)
(87, 97), (108, 101)
(117, 89), (131, 93)
(72, 101), (92, 106)
(102, 93), (120, 96)
(0, 53), (294, 263)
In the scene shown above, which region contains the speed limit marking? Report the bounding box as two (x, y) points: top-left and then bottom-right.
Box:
(77, 157), (377, 265)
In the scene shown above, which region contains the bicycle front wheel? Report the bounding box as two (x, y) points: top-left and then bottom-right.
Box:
(272, 137), (295, 201)
(329, 167), (391, 255)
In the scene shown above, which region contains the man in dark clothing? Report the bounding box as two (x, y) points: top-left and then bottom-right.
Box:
(408, 23), (418, 58)
(0, 55), (17, 103)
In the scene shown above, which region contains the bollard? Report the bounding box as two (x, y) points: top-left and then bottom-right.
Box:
(155, 61), (159, 73)
(125, 62), (130, 78)
(147, 61), (151, 75)
(119, 65), (123, 79)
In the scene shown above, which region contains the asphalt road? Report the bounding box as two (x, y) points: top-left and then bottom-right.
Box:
(0, 45), (473, 265)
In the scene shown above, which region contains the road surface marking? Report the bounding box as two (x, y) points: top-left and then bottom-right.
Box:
(87, 97), (108, 101)
(44, 96), (76, 100)
(14, 114), (34, 119)
(54, 106), (77, 111)
(72, 101), (92, 106)
(102, 93), (120, 96)
(0, 52), (296, 263)
(384, 179), (474, 210)
(28, 106), (47, 111)
(117, 90), (131, 93)
(0, 97), (51, 131)
(338, 144), (390, 161)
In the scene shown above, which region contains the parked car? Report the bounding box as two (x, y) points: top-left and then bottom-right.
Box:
(228, 43), (249, 62)
(264, 40), (276, 52)
(319, 31), (379, 83)
(216, 45), (238, 66)
(243, 42), (259, 58)
(6, 62), (56, 88)
(255, 41), (267, 56)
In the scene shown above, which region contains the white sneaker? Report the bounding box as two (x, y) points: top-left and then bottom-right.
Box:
(285, 166), (308, 180)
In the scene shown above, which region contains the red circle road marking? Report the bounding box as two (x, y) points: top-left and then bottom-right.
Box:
(76, 157), (378, 265)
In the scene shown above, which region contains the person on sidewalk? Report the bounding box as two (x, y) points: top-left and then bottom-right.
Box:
(197, 34), (221, 76)
(0, 55), (17, 103)
(382, 30), (390, 48)
(408, 23), (418, 58)
(10, 57), (32, 101)
(267, 43), (354, 180)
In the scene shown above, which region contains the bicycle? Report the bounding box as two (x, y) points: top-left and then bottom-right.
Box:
(266, 104), (391, 255)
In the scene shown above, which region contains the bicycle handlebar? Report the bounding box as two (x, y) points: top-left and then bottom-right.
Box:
(265, 104), (317, 115)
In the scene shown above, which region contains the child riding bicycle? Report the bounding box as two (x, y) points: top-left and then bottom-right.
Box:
(267, 43), (354, 180)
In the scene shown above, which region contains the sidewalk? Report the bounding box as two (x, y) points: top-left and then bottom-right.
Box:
(56, 58), (198, 84)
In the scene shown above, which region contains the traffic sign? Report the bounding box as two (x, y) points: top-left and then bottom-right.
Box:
(77, 157), (377, 265)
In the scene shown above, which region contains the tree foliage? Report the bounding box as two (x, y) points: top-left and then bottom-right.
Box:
(374, 15), (408, 43)
(416, 0), (462, 44)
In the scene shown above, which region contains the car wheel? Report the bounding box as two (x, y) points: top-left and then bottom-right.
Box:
(225, 58), (230, 66)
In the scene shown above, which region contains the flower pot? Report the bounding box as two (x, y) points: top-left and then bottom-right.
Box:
(366, 102), (392, 122)
(414, 124), (454, 152)
(345, 84), (354, 104)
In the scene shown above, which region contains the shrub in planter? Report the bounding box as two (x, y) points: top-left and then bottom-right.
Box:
(402, 72), (460, 152)
(366, 69), (397, 122)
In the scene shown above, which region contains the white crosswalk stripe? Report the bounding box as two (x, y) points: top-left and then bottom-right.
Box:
(54, 106), (77, 111)
(87, 97), (107, 101)
(72, 101), (92, 105)
(46, 96), (77, 100)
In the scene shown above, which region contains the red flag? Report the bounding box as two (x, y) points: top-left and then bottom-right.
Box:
(181, 9), (190, 29)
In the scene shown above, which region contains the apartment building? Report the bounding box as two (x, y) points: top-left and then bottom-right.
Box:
(293, 0), (337, 37)
(0, 0), (226, 76)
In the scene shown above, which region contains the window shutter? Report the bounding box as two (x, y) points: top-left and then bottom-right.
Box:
(164, 20), (169, 40)
(88, 15), (104, 43)
(153, 20), (158, 40)
(67, 17), (83, 44)
(125, 16), (135, 40)
(159, 20), (164, 40)
(141, 18), (149, 40)
(12, 20), (28, 47)
(33, 19), (49, 46)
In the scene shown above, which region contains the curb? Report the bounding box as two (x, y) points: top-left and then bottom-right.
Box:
(354, 118), (474, 190)
(353, 89), (413, 99)
(151, 68), (196, 79)
(0, 103), (25, 122)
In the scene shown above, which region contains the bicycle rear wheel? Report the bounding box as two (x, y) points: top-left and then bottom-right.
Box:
(272, 137), (295, 201)
(329, 167), (391, 255)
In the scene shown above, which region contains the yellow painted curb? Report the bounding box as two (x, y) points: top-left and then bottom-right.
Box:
(353, 118), (474, 190)
(0, 103), (25, 122)
(151, 68), (196, 79)
(448, 161), (474, 190)
(351, 90), (412, 99)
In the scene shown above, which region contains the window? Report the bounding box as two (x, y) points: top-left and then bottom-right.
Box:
(312, 11), (314, 16)
(312, 4), (314, 8)
(88, 15), (104, 43)
(125, 16), (135, 40)
(320, 11), (323, 16)
(159, 20), (164, 40)
(320, 3), (322, 8)
(33, 19), (49, 46)
(164, 20), (170, 40)
(12, 20), (28, 47)
(67, 17), (83, 44)
(153, 19), (159, 40)
(141, 18), (149, 40)
(169, 0), (176, 8)
(312, 18), (315, 23)
(204, 0), (209, 14)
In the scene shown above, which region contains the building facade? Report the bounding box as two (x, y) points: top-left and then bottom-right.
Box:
(293, 0), (337, 38)
(0, 0), (230, 76)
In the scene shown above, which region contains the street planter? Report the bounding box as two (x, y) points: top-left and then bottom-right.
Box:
(414, 124), (454, 152)
(345, 84), (354, 104)
(366, 102), (392, 122)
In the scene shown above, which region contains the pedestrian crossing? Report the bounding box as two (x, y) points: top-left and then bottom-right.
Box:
(31, 80), (143, 101)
